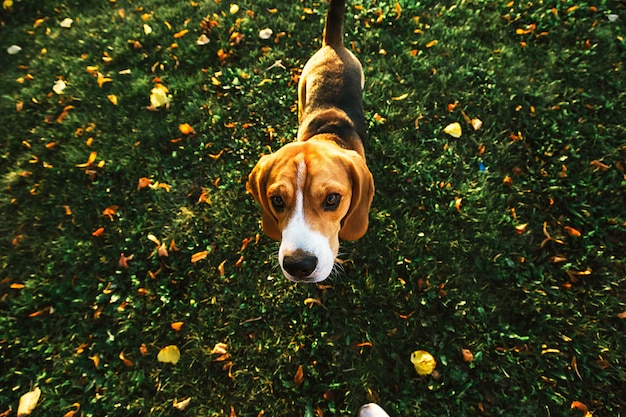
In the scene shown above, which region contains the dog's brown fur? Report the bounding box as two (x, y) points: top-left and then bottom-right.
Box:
(247, 0), (374, 282)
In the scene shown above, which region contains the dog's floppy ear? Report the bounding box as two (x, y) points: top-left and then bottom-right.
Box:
(339, 155), (374, 240)
(247, 155), (282, 240)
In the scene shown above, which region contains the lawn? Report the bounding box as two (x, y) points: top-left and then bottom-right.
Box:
(1, 0), (625, 416)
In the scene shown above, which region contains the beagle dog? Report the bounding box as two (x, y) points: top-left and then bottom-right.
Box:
(247, 0), (374, 283)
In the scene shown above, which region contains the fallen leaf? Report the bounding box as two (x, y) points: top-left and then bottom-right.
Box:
(471, 118), (483, 130)
(17, 387), (41, 416)
(52, 79), (67, 94)
(107, 94), (118, 105)
(91, 227), (105, 237)
(59, 18), (73, 28)
(174, 29), (189, 38)
(426, 39), (438, 48)
(411, 350), (436, 375)
(173, 398), (192, 411)
(119, 253), (134, 269)
(191, 250), (209, 263)
(157, 242), (169, 258)
(147, 233), (161, 245)
(119, 351), (134, 367)
(589, 160), (610, 171)
(443, 122), (462, 138)
(564, 226), (581, 237)
(515, 223), (528, 234)
(102, 205), (119, 221)
(143, 24), (152, 35)
(304, 298), (323, 308)
(10, 283), (25, 289)
(137, 177), (153, 191)
(149, 83), (169, 108)
(62, 403), (81, 417)
(293, 365), (304, 387)
(7, 44), (22, 55)
(139, 343), (149, 356)
(197, 34), (210, 45)
(171, 321), (184, 331)
(391, 92), (409, 101)
(617, 311), (626, 319)
(229, 3), (239, 14)
(461, 348), (474, 363)
(211, 342), (228, 355)
(157, 345), (180, 364)
(259, 28), (273, 39)
(218, 260), (227, 276)
(179, 123), (195, 135)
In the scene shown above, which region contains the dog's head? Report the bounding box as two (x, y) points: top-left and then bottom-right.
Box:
(247, 138), (374, 282)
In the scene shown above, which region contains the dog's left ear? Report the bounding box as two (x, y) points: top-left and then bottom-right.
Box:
(247, 155), (282, 240)
(339, 154), (374, 240)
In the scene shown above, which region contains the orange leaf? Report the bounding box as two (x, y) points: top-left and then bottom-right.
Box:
(191, 250), (209, 263)
(218, 260), (227, 276)
(137, 177), (152, 191)
(92, 227), (105, 237)
(515, 223), (528, 234)
(119, 351), (134, 367)
(179, 123), (195, 135)
(62, 403), (81, 417)
(571, 401), (588, 412)
(425, 40), (438, 48)
(304, 298), (323, 308)
(617, 311), (626, 319)
(102, 205), (119, 221)
(119, 253), (134, 268)
(171, 321), (184, 331)
(10, 283), (25, 289)
(564, 226), (581, 237)
(293, 365), (304, 387)
(76, 151), (97, 168)
(461, 348), (474, 363)
(157, 242), (169, 258)
(139, 343), (149, 356)
(589, 159), (610, 171)
(174, 29), (189, 39)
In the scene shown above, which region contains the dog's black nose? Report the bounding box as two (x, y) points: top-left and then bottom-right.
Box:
(283, 250), (318, 280)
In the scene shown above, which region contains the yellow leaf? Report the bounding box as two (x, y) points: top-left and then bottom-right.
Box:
(218, 260), (227, 276)
(62, 403), (81, 417)
(107, 94), (118, 105)
(150, 83), (169, 108)
(97, 74), (112, 87)
(211, 342), (228, 355)
(391, 92), (409, 101)
(425, 39), (438, 48)
(411, 350), (436, 375)
(157, 345), (180, 364)
(173, 398), (192, 411)
(443, 122), (462, 138)
(17, 386), (41, 416)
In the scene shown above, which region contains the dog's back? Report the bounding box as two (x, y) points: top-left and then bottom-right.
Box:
(297, 0), (366, 148)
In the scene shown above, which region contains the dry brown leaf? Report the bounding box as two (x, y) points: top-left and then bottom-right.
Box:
(293, 365), (304, 387)
(118, 253), (134, 269)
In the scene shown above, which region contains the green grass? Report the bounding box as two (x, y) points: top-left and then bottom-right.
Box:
(1, 0), (625, 416)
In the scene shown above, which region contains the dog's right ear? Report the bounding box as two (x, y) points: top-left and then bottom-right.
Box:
(247, 155), (282, 240)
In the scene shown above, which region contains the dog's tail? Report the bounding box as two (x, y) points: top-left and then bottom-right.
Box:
(322, 0), (346, 48)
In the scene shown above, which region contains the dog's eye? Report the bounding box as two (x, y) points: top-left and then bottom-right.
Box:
(324, 193), (341, 210)
(270, 196), (284, 210)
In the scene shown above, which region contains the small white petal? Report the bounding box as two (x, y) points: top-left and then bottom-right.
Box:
(59, 18), (73, 28)
(259, 28), (273, 40)
(7, 44), (22, 55)
(52, 79), (67, 95)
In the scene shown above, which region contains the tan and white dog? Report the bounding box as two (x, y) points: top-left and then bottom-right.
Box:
(247, 0), (374, 283)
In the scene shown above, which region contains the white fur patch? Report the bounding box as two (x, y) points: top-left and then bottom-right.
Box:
(278, 161), (335, 282)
